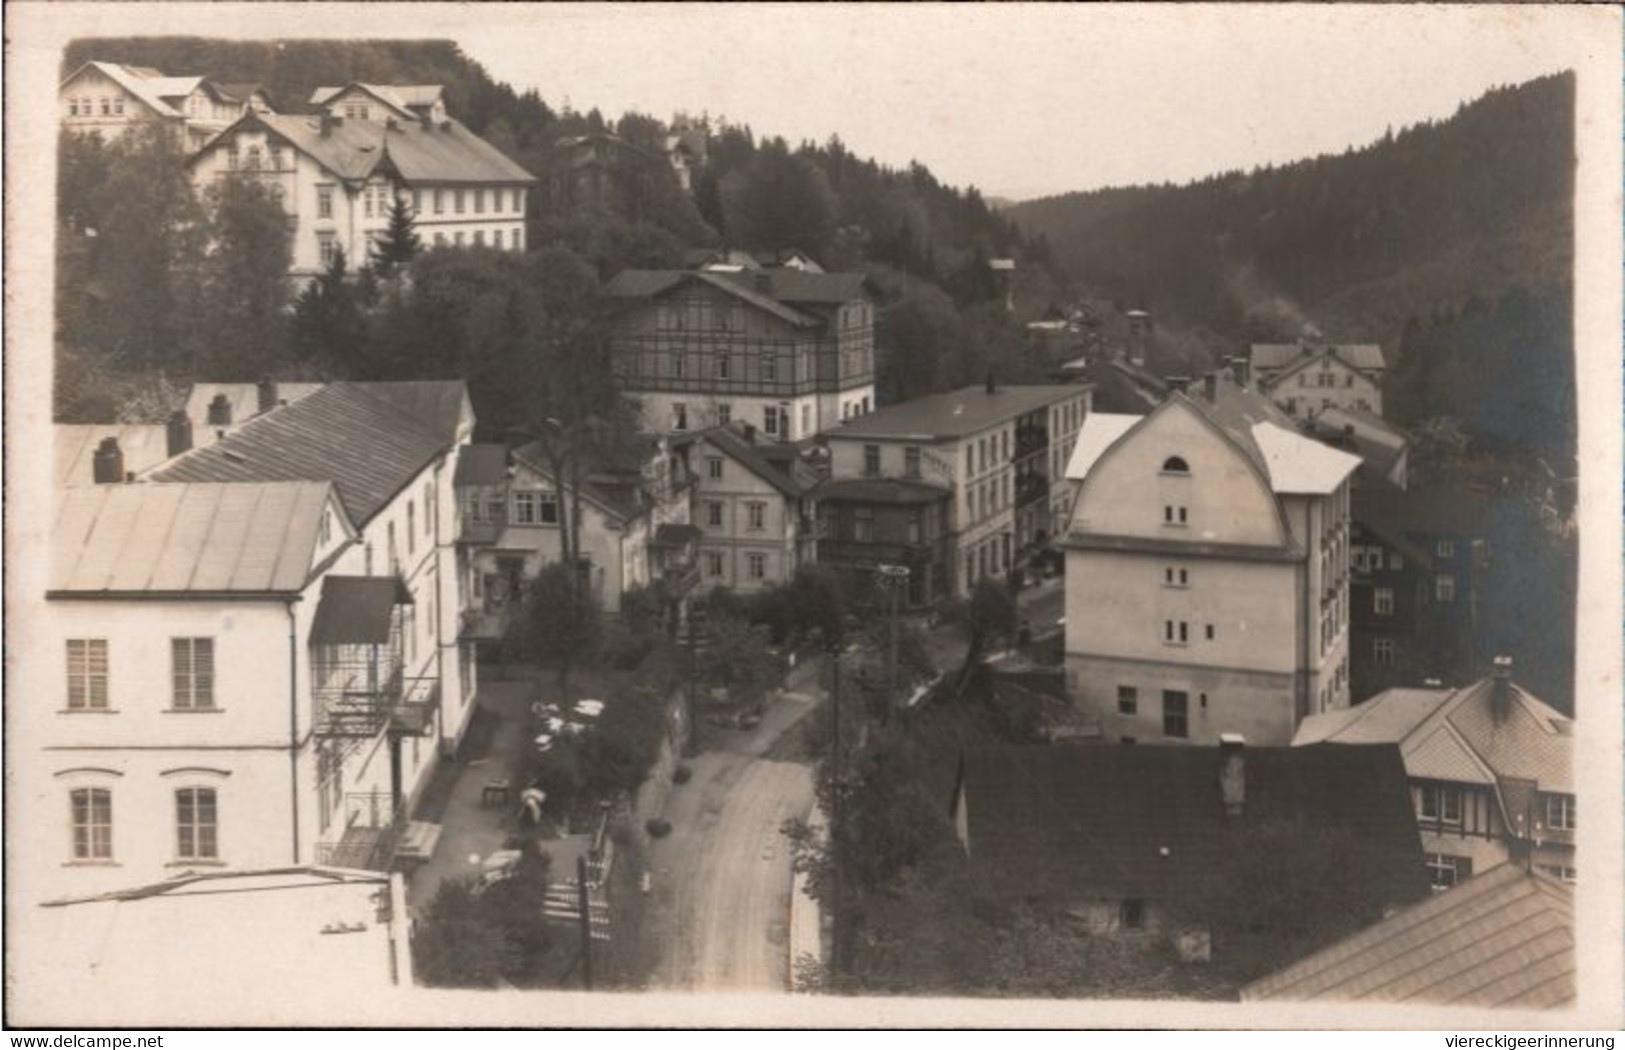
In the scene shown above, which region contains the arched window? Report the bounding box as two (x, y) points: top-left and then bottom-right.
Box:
(1162, 456), (1191, 474)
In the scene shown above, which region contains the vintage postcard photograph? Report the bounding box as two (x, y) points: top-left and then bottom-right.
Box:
(5, 1), (1621, 1032)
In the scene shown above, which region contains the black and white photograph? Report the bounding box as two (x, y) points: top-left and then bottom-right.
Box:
(5, 2), (1621, 1032)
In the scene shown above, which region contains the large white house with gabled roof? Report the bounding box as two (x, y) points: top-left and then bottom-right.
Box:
(1062, 371), (1361, 745)
(187, 93), (535, 277)
(59, 61), (275, 148)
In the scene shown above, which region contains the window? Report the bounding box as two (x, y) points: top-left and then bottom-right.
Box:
(706, 551), (724, 577)
(1162, 690), (1188, 738)
(716, 354), (730, 379)
(904, 446), (922, 478)
(763, 355), (778, 383)
(1162, 455), (1190, 474)
(864, 445), (881, 476)
(537, 493), (559, 524)
(707, 502), (724, 527)
(1205, 624), (1215, 640)
(473, 231), (485, 247)
(1163, 505), (1188, 526)
(1374, 587), (1395, 615)
(907, 511), (923, 544)
(1540, 864), (1578, 884)
(317, 233), (338, 267)
(717, 404), (732, 425)
(1546, 794), (1576, 831)
(854, 509), (875, 543)
(1119, 899), (1145, 930)
(66, 639), (109, 710)
(707, 457), (724, 480)
(317, 185), (334, 219)
(513, 227), (524, 251)
(965, 445), (974, 476)
(407, 502), (416, 555)
(513, 492), (539, 524)
(454, 189), (465, 214)
(673, 403), (688, 431)
(433, 189), (444, 214)
(474, 188), (486, 214)
(175, 787), (219, 860)
(494, 229), (504, 249)
(1417, 784), (1464, 825)
(1164, 567), (1188, 588)
(747, 502), (766, 531)
(1117, 686), (1138, 715)
(1436, 539), (1455, 559)
(70, 787), (113, 861)
(434, 232), (447, 246)
(1390, 552), (1405, 570)
(764, 406), (783, 437)
(1373, 637), (1395, 665)
(1425, 853), (1472, 890)
(748, 553), (766, 580)
(171, 639), (216, 710)
(1436, 573), (1456, 604)
(455, 231), (465, 246)
(672, 352), (686, 379)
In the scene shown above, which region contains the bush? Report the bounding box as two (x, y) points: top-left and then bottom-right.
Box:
(673, 765), (692, 785)
(646, 818), (673, 838)
(413, 846), (554, 987)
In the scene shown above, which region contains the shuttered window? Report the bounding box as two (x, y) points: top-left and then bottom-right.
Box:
(66, 640), (109, 710)
(172, 638), (216, 710)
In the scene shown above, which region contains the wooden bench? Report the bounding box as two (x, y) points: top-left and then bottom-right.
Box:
(480, 779), (511, 808)
(395, 820), (442, 863)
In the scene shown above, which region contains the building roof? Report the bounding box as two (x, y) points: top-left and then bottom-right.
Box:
(509, 435), (671, 524)
(453, 443), (509, 487)
(1311, 407), (1409, 484)
(61, 62), (187, 119)
(27, 867), (407, 1024)
(602, 269), (821, 328)
(54, 424), (176, 487)
(1355, 480), (1494, 539)
(1063, 413), (1144, 482)
(957, 743), (1428, 903)
(1250, 420), (1364, 495)
(185, 381), (325, 432)
(358, 380), (471, 445)
(680, 424), (819, 499)
(715, 268), (869, 304)
(1252, 342), (1386, 374)
(813, 476), (953, 506)
(196, 112), (535, 186)
(214, 81), (272, 106)
(1295, 670), (1573, 794)
(50, 481), (342, 597)
(308, 83), (443, 118)
(149, 383), (460, 526)
(309, 575), (412, 646)
(828, 385), (1088, 442)
(1241, 864), (1574, 1008)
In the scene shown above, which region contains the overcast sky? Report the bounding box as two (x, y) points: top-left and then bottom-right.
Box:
(450, 4), (1592, 201)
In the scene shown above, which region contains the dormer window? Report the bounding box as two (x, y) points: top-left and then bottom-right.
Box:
(1161, 456), (1190, 474)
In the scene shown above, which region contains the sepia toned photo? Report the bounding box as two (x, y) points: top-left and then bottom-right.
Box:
(5, 2), (1621, 1031)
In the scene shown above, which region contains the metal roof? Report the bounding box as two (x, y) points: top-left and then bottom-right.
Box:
(150, 383), (460, 526)
(1241, 864), (1574, 1007)
(51, 481), (340, 596)
(1250, 420), (1363, 495)
(184, 382), (324, 432)
(1063, 413), (1140, 482)
(828, 385), (1088, 442)
(309, 576), (412, 646)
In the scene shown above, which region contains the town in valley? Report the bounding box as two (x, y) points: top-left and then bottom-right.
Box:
(14, 24), (1585, 1024)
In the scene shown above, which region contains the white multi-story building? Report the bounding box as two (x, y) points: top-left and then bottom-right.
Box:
(1251, 339), (1387, 420)
(20, 381), (480, 904)
(59, 61), (274, 148)
(187, 88), (535, 278)
(1062, 371), (1361, 746)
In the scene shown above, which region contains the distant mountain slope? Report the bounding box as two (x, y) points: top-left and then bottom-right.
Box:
(1010, 75), (1574, 452)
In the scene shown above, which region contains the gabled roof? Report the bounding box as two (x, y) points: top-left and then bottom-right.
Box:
(149, 383), (461, 526)
(192, 112), (534, 186)
(61, 61), (187, 119)
(50, 481), (345, 597)
(714, 268), (868, 304)
(509, 437), (668, 524)
(185, 382), (324, 431)
(1251, 342), (1386, 374)
(308, 83), (427, 119)
(602, 269), (821, 327)
(957, 743), (1428, 904)
(680, 425), (818, 498)
(215, 82), (274, 107)
(1295, 672), (1573, 793)
(1063, 413), (1141, 482)
(1241, 864), (1574, 1008)
(828, 385), (1087, 442)
(1250, 420), (1363, 495)
(54, 424), (176, 487)
(1355, 480), (1494, 538)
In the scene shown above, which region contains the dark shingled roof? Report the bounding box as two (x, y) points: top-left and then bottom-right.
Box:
(309, 575), (413, 646)
(957, 743), (1428, 904)
(711, 268), (868, 304)
(678, 425), (819, 499)
(1252, 343), (1386, 374)
(1242, 864), (1574, 1008)
(602, 269), (820, 327)
(1354, 479), (1494, 539)
(149, 383), (461, 526)
(828, 385), (1086, 441)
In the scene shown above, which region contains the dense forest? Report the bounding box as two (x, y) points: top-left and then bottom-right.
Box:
(59, 37), (1061, 428)
(1010, 73), (1576, 458)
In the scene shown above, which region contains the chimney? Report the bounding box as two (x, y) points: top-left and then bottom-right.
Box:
(1218, 733), (1246, 817)
(742, 423), (757, 444)
(319, 112), (335, 137)
(1491, 655), (1514, 722)
(1167, 375), (1191, 395)
(985, 369), (997, 396)
(419, 111), (433, 131)
(1229, 356), (1251, 390)
(206, 393), (233, 427)
(92, 437), (125, 484)
(256, 378), (277, 415)
(1343, 424), (1356, 442)
(1203, 371), (1219, 402)
(165, 410), (193, 458)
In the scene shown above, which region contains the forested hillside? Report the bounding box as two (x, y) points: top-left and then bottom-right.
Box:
(1011, 73), (1575, 456)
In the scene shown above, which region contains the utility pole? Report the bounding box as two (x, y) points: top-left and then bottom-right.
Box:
(577, 854), (593, 991)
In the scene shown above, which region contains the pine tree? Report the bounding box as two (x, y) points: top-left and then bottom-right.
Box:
(370, 195), (422, 279)
(290, 245), (366, 375)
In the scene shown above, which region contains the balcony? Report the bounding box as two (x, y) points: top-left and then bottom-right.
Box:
(1015, 472), (1051, 508)
(1015, 423), (1050, 458)
(315, 792), (405, 871)
(309, 576), (415, 740)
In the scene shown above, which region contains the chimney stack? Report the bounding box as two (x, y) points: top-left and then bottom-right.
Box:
(92, 437), (125, 484)
(742, 423), (757, 444)
(206, 393), (233, 427)
(1229, 355), (1252, 390)
(166, 410), (193, 458)
(1218, 733), (1246, 817)
(319, 112), (335, 137)
(1167, 375), (1191, 395)
(1203, 371), (1219, 402)
(1491, 655), (1514, 722)
(256, 378), (278, 416)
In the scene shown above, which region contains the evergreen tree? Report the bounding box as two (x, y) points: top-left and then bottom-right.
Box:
(184, 175), (292, 378)
(290, 245), (367, 375)
(370, 195), (422, 279)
